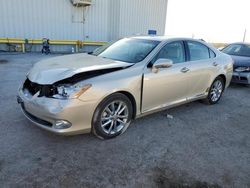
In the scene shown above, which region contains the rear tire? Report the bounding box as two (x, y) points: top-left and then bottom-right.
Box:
(92, 93), (133, 139)
(204, 76), (225, 105)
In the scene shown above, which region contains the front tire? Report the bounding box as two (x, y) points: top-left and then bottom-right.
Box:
(204, 76), (225, 105)
(92, 93), (133, 139)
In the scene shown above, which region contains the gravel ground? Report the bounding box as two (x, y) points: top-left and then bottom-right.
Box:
(0, 53), (249, 188)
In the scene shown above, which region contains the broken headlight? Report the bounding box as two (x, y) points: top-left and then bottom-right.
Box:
(53, 83), (92, 99)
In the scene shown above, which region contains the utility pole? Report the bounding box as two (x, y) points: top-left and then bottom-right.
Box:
(243, 29), (247, 42)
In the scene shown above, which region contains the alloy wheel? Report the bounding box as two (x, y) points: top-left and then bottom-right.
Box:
(210, 80), (223, 102)
(101, 101), (129, 135)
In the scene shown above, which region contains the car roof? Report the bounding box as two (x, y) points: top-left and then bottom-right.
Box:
(131, 35), (206, 43)
(228, 42), (250, 46)
(130, 36), (217, 51)
(131, 35), (169, 41)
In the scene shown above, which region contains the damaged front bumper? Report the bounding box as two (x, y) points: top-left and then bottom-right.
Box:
(17, 88), (96, 135)
(231, 71), (250, 84)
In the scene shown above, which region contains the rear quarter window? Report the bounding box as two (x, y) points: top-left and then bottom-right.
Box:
(209, 49), (216, 58)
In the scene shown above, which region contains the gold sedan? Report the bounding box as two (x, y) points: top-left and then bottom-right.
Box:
(17, 37), (233, 139)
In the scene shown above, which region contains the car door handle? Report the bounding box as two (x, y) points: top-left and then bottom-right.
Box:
(213, 62), (218, 66)
(180, 67), (189, 73)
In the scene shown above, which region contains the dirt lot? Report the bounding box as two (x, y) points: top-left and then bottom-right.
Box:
(0, 53), (249, 188)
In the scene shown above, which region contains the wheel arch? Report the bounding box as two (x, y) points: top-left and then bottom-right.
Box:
(206, 74), (227, 93)
(116, 91), (137, 119)
(93, 90), (137, 121)
(217, 74), (226, 90)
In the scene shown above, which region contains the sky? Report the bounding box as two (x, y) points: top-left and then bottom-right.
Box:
(165, 0), (250, 43)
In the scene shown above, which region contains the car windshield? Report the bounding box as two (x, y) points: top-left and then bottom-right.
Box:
(92, 38), (160, 63)
(222, 44), (250, 57)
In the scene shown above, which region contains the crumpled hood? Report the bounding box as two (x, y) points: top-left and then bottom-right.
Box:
(28, 53), (132, 84)
(231, 55), (250, 67)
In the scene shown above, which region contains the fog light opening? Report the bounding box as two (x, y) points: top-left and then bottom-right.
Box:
(53, 120), (72, 129)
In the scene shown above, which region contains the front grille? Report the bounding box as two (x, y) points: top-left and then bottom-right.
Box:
(21, 103), (53, 127)
(23, 79), (57, 97)
(232, 76), (248, 81)
(23, 79), (41, 95)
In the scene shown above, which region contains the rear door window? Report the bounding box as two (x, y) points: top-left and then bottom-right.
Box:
(187, 41), (210, 61)
(209, 49), (216, 58)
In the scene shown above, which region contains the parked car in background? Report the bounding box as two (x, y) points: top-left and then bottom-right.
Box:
(221, 43), (250, 85)
(17, 37), (233, 139)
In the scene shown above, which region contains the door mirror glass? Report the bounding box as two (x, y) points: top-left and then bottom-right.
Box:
(153, 58), (173, 69)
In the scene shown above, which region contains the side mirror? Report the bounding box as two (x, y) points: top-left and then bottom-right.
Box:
(152, 59), (173, 73)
